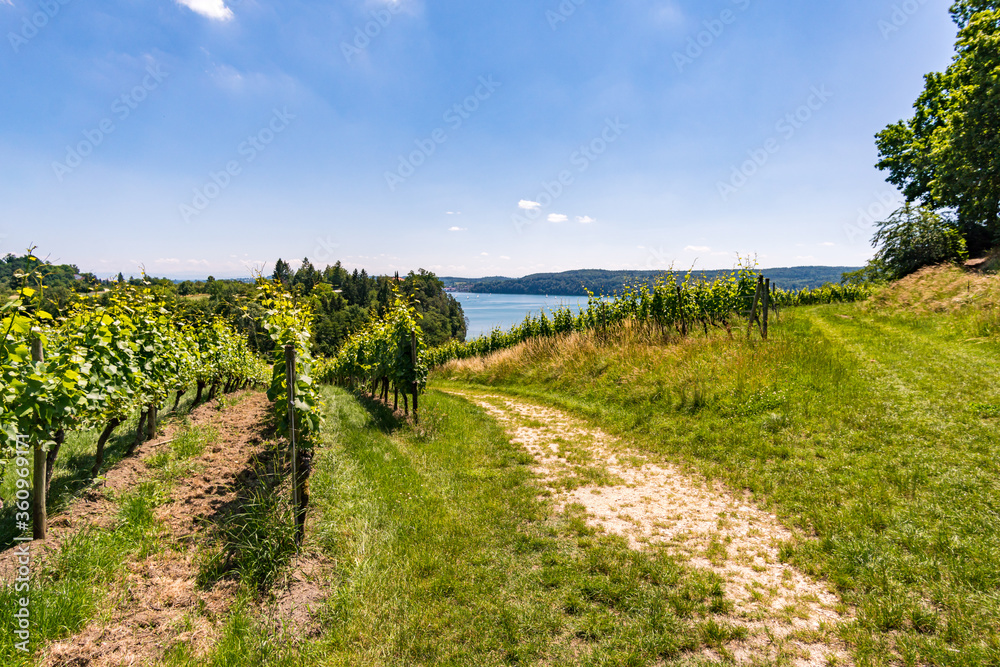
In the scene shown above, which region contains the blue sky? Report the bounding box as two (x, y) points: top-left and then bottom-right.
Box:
(1, 0), (958, 279)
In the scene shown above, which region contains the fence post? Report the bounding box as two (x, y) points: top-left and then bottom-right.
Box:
(411, 332), (419, 425)
(30, 338), (46, 540)
(284, 345), (305, 544)
(762, 278), (771, 340)
(676, 284), (687, 336)
(747, 275), (763, 339)
(146, 402), (157, 440)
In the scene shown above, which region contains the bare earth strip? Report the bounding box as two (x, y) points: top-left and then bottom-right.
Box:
(449, 390), (854, 666)
(0, 391), (325, 666)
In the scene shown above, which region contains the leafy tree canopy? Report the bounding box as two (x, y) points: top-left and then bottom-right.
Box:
(875, 1), (1000, 254)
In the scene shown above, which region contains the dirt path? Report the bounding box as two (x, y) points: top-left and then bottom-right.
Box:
(0, 391), (323, 667)
(449, 390), (854, 667)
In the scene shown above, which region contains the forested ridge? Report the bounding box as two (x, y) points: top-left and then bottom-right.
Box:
(441, 266), (862, 296)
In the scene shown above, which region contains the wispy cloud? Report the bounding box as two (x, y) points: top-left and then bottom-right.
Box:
(446, 211), (461, 215)
(821, 242), (836, 247)
(684, 245), (710, 253)
(576, 216), (596, 224)
(1, 0), (15, 7)
(548, 213), (568, 223)
(448, 226), (466, 232)
(176, 0), (233, 21)
(518, 200), (541, 210)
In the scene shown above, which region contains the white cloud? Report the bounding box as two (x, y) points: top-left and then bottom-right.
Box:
(155, 258), (181, 264)
(500, 255), (511, 260)
(684, 245), (711, 253)
(821, 242), (836, 247)
(519, 200), (541, 210)
(448, 226), (466, 232)
(576, 216), (596, 224)
(548, 214), (568, 223)
(176, 0), (233, 21)
(446, 211), (461, 215)
(0, 0), (14, 6)
(187, 259), (211, 266)
(481, 252), (489, 256)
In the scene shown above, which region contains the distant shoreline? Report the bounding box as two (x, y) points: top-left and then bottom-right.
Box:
(442, 266), (861, 297)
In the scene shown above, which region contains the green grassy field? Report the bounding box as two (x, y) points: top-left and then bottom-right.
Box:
(436, 267), (1000, 666)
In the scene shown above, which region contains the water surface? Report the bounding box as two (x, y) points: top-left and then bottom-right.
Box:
(453, 292), (595, 340)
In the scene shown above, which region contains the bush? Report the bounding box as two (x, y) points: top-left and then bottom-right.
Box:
(868, 204), (968, 280)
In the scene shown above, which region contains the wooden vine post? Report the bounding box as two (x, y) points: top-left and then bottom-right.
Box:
(146, 402), (157, 440)
(30, 337), (46, 540)
(676, 284), (687, 336)
(762, 278), (771, 340)
(285, 345), (306, 543)
(747, 275), (763, 339)
(411, 332), (419, 425)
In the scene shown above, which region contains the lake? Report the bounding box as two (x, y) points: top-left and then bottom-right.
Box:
(452, 292), (596, 340)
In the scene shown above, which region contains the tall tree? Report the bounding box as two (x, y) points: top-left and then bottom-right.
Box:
(273, 258), (292, 286)
(875, 1), (1000, 254)
(294, 257), (319, 294)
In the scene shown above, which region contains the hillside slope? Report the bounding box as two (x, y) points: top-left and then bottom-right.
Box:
(435, 266), (1000, 666)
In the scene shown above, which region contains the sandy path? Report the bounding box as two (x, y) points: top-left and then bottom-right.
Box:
(450, 390), (854, 667)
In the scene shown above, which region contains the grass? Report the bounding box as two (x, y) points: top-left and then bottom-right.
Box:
(197, 464), (298, 594)
(147, 425), (216, 482)
(175, 385), (738, 666)
(0, 418), (214, 665)
(162, 598), (309, 667)
(435, 267), (1000, 666)
(0, 481), (166, 665)
(309, 386), (737, 665)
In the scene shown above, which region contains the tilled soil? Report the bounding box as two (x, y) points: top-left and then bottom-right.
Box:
(0, 391), (324, 667)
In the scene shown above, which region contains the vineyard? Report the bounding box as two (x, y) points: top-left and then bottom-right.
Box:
(315, 291), (428, 417)
(423, 269), (872, 367)
(0, 265), (318, 538)
(13, 259), (1000, 667)
(0, 262), (870, 540)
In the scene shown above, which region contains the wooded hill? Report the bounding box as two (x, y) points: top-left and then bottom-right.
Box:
(441, 266), (861, 296)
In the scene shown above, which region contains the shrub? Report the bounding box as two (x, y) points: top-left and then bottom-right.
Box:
(869, 204), (968, 280)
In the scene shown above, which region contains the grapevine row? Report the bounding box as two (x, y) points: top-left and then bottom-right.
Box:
(256, 280), (324, 444)
(424, 271), (873, 367)
(0, 279), (271, 510)
(314, 291), (427, 415)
